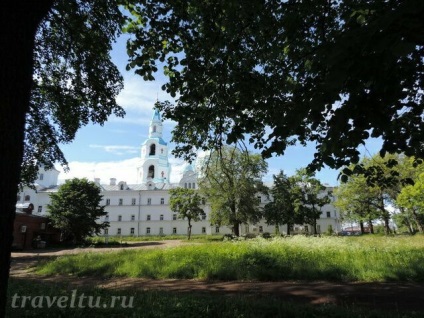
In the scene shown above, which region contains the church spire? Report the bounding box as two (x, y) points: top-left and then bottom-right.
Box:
(149, 108), (162, 138)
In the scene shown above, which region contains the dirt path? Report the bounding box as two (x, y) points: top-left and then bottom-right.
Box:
(10, 241), (424, 312)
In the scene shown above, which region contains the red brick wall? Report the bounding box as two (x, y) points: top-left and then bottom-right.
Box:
(13, 213), (60, 249)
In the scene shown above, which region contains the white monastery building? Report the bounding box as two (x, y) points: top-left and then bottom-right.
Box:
(17, 109), (342, 237)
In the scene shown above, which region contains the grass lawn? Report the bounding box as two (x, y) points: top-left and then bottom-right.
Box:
(6, 278), (422, 318)
(37, 235), (424, 282)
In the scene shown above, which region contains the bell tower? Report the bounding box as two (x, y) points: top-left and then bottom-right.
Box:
(136, 108), (171, 184)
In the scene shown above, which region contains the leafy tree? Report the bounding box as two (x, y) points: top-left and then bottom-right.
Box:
(199, 147), (268, 236)
(295, 169), (331, 235)
(47, 178), (108, 244)
(125, 0), (424, 171)
(396, 173), (424, 233)
(263, 171), (303, 235)
(0, 1), (125, 315)
(169, 188), (205, 240)
(335, 172), (380, 234)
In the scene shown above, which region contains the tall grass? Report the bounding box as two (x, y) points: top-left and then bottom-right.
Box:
(37, 236), (424, 282)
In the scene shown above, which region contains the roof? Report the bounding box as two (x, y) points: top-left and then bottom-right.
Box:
(101, 183), (177, 191)
(142, 137), (167, 146)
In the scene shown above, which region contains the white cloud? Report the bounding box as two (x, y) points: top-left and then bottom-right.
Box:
(89, 144), (139, 156)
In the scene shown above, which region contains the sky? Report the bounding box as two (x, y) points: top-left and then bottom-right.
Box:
(56, 35), (382, 187)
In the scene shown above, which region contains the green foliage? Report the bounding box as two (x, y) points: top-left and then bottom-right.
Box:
(397, 173), (424, 232)
(125, 0), (424, 171)
(337, 154), (424, 234)
(169, 188), (205, 239)
(22, 0), (125, 185)
(37, 236), (424, 282)
(294, 169), (330, 234)
(264, 171), (303, 235)
(199, 146), (268, 236)
(47, 178), (108, 244)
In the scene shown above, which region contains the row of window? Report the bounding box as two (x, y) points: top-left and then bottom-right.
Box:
(184, 183), (196, 189)
(110, 226), (216, 236)
(110, 213), (207, 222)
(105, 198), (166, 206)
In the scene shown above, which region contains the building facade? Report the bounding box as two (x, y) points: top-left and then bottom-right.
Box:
(17, 109), (342, 237)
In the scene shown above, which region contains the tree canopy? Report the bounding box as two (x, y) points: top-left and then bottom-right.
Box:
(47, 178), (108, 244)
(1, 1), (125, 313)
(125, 0), (424, 170)
(198, 147), (268, 236)
(169, 188), (205, 239)
(21, 0), (125, 184)
(263, 171), (303, 235)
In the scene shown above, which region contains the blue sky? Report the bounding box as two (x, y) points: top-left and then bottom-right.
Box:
(57, 35), (382, 186)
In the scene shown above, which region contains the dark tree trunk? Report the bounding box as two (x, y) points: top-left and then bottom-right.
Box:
(368, 219), (374, 234)
(411, 208), (424, 233)
(0, 2), (53, 317)
(286, 223), (291, 236)
(359, 221), (365, 234)
(233, 221), (240, 236)
(187, 219), (192, 240)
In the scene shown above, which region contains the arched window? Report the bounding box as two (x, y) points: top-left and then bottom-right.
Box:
(149, 144), (156, 156)
(120, 184), (124, 190)
(24, 195), (30, 201)
(148, 165), (155, 178)
(153, 126), (156, 133)
(16, 195), (21, 202)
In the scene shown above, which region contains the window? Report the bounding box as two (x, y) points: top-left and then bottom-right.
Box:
(259, 226), (263, 233)
(117, 228), (121, 235)
(173, 227), (177, 234)
(184, 183), (187, 189)
(201, 213), (206, 220)
(131, 215), (135, 221)
(147, 215), (151, 221)
(40, 223), (46, 230)
(215, 226), (220, 233)
(149, 144), (156, 156)
(39, 173), (44, 180)
(120, 184), (124, 190)
(104, 229), (108, 235)
(257, 196), (262, 203)
(118, 215), (122, 222)
(159, 227), (163, 235)
(24, 195), (30, 201)
(202, 227), (206, 234)
(192, 183), (196, 189)
(172, 214), (177, 220)
(153, 125), (156, 133)
(148, 165), (155, 178)
(37, 206), (42, 213)
(16, 195), (21, 201)
(147, 198), (151, 205)
(326, 211), (331, 218)
(304, 226), (309, 232)
(119, 198), (123, 205)
(160, 214), (164, 221)
(131, 198), (136, 205)
(105, 215), (109, 221)
(188, 183), (191, 189)
(146, 227), (151, 234)
(160, 198), (164, 205)
(130, 228), (135, 235)
(106, 199), (110, 205)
